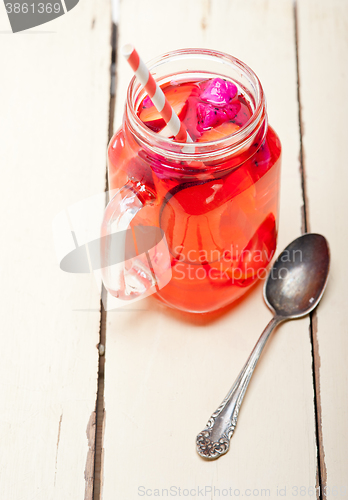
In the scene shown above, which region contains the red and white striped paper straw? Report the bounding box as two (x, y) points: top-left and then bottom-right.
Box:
(122, 44), (193, 144)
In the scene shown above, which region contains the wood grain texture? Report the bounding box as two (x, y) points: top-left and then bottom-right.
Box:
(103, 0), (318, 498)
(297, 0), (348, 495)
(0, 2), (111, 499)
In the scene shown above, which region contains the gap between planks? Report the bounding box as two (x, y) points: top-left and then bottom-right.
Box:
(92, 21), (118, 500)
(293, 1), (327, 498)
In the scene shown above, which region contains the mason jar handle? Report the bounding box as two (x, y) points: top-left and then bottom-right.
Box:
(100, 183), (171, 301)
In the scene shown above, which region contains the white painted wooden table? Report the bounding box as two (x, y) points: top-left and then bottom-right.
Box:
(0, 1), (347, 499)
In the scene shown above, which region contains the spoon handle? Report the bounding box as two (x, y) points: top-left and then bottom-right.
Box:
(196, 316), (283, 460)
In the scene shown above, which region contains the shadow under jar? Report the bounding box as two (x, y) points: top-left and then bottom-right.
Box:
(102, 49), (281, 313)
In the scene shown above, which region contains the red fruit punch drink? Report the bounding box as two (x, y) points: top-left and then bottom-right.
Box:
(105, 49), (281, 313)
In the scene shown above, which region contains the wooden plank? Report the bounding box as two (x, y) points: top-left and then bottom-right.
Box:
(0, 2), (111, 499)
(103, 0), (317, 497)
(297, 0), (348, 495)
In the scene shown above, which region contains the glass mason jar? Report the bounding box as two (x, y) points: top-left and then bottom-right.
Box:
(101, 49), (281, 313)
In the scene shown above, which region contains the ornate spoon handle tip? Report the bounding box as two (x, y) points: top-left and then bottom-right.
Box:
(196, 316), (282, 460)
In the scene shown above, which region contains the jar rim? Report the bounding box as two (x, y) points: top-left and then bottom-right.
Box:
(125, 48), (266, 164)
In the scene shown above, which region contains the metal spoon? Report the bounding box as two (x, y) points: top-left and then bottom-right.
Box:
(196, 233), (330, 460)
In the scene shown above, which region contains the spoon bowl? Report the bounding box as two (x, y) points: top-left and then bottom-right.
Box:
(264, 233), (330, 318)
